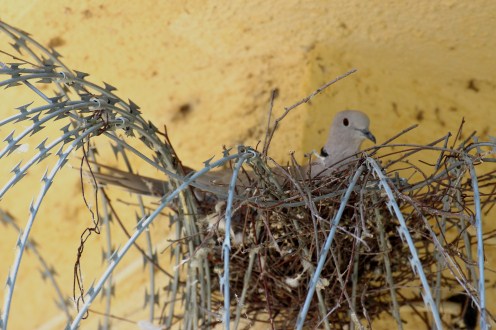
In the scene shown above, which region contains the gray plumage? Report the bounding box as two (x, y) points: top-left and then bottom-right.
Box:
(309, 110), (375, 177)
(87, 110), (375, 196)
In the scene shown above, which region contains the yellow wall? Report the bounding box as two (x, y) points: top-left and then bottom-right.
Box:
(0, 1), (495, 329)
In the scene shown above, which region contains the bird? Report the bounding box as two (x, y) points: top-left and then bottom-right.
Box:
(86, 110), (376, 198)
(309, 110), (375, 177)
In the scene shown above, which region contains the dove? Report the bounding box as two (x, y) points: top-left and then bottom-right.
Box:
(87, 110), (375, 197)
(309, 110), (376, 177)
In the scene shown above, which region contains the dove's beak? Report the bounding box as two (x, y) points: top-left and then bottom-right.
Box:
(362, 129), (376, 144)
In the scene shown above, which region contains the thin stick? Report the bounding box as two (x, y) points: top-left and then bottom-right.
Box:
(264, 69), (357, 155)
(263, 89), (278, 156)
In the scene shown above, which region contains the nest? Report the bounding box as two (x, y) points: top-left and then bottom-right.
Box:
(183, 136), (495, 329)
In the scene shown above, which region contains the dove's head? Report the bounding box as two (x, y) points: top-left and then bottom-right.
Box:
(321, 110), (376, 163)
(332, 110), (375, 144)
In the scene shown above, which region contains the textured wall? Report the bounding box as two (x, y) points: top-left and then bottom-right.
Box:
(1, 1), (495, 329)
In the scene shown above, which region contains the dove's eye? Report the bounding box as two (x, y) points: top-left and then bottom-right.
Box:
(343, 118), (349, 126)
